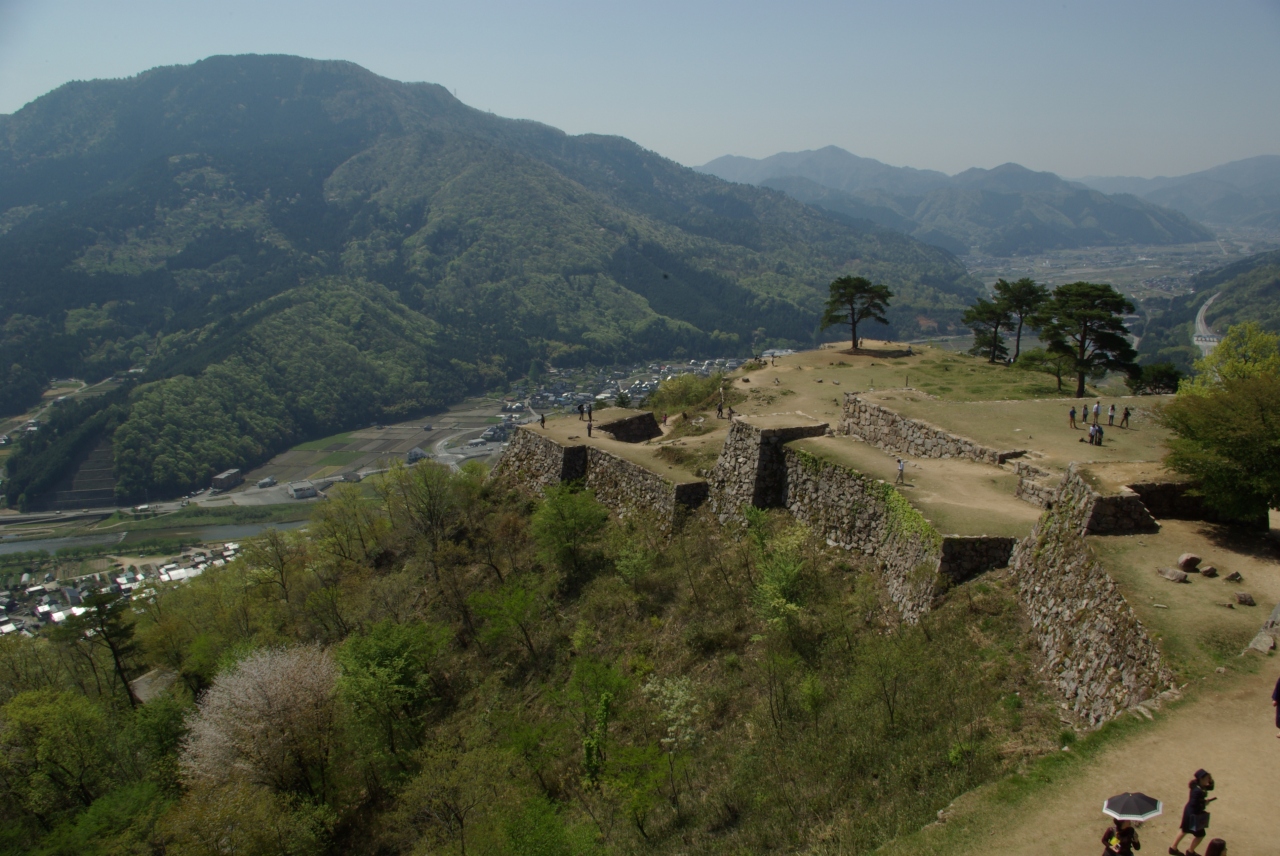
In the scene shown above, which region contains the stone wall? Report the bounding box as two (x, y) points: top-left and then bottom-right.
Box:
(490, 427), (705, 531)
(939, 536), (1017, 584)
(781, 448), (944, 619)
(597, 411), (663, 443)
(489, 427), (586, 490)
(584, 447), (707, 530)
(1014, 461), (1060, 508)
(839, 395), (1025, 465)
(1084, 489), (1160, 535)
(1009, 469), (1175, 725)
(707, 419), (829, 519)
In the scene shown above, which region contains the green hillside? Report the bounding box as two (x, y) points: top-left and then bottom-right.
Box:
(1137, 249), (1280, 371)
(0, 55), (981, 502)
(702, 150), (1215, 255)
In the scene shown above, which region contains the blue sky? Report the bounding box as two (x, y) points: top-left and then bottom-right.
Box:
(1, 0), (1277, 177)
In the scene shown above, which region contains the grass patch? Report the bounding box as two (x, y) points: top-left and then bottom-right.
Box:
(291, 431), (354, 451)
(93, 504), (311, 532)
(318, 450), (364, 467)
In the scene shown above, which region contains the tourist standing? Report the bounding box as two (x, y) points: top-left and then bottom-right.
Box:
(1070, 407), (1078, 429)
(587, 421), (592, 437)
(1096, 423), (1104, 446)
(1109, 404), (1116, 426)
(1121, 407), (1131, 429)
(1093, 401), (1102, 423)
(1102, 819), (1141, 855)
(587, 403), (593, 422)
(539, 414), (546, 429)
(577, 403), (584, 421)
(1170, 769), (1215, 856)
(895, 458), (905, 485)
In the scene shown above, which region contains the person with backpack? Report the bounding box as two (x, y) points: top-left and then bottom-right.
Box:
(1170, 769), (1215, 856)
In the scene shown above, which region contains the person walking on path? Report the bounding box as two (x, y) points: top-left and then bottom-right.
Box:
(1070, 406), (1078, 429)
(539, 414), (546, 429)
(1109, 404), (1117, 426)
(895, 458), (905, 485)
(716, 401), (724, 419)
(1102, 818), (1141, 855)
(577, 403), (584, 421)
(1170, 769), (1215, 856)
(1273, 673), (1279, 737)
(1121, 406), (1131, 429)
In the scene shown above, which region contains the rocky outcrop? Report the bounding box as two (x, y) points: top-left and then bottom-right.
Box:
(839, 394), (1025, 465)
(1010, 468), (1176, 726)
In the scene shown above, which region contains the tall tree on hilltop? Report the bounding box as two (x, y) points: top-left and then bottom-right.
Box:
(993, 277), (1049, 362)
(1035, 282), (1138, 397)
(820, 276), (892, 352)
(962, 298), (1012, 363)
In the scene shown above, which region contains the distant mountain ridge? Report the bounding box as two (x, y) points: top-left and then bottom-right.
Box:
(698, 147), (1214, 255)
(0, 55), (983, 503)
(1079, 155), (1280, 229)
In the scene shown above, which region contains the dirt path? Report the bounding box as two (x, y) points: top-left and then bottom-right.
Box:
(976, 667), (1280, 856)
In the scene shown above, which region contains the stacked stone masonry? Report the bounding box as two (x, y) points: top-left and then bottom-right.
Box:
(1009, 468), (1175, 725)
(839, 394), (1025, 465)
(597, 411), (663, 443)
(491, 427), (706, 531)
(1013, 461), (1060, 508)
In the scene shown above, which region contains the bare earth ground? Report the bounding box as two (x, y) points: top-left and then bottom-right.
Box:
(791, 435), (1042, 537)
(952, 665), (1280, 856)
(857, 391), (1175, 474)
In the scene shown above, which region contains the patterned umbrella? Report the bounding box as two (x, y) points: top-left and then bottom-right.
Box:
(1103, 792), (1163, 822)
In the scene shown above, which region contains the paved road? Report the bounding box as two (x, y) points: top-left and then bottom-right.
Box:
(1193, 291), (1221, 356)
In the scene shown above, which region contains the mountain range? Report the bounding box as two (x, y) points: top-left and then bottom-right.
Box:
(1078, 155), (1280, 230)
(698, 146), (1215, 255)
(0, 55), (982, 504)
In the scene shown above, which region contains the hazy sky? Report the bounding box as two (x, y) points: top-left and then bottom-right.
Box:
(1, 0), (1278, 178)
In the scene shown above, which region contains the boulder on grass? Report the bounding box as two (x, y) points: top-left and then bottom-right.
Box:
(1157, 567), (1189, 583)
(1235, 591), (1256, 607)
(1177, 553), (1202, 572)
(1225, 571), (1244, 582)
(1199, 565), (1218, 578)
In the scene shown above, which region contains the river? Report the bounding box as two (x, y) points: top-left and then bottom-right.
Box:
(0, 520), (307, 557)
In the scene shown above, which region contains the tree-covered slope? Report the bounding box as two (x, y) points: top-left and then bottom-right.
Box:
(699, 149), (1215, 255)
(0, 55), (981, 501)
(1137, 249), (1280, 371)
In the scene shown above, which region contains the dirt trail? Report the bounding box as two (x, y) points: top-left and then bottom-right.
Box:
(975, 667), (1280, 856)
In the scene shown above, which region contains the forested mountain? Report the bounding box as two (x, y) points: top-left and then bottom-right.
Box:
(0, 55), (981, 503)
(1081, 155), (1280, 228)
(699, 148), (1214, 255)
(1137, 249), (1280, 371)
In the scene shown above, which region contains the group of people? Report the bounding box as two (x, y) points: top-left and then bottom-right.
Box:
(1099, 770), (1225, 856)
(1069, 400), (1132, 447)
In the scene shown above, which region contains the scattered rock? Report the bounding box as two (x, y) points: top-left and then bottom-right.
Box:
(1235, 591), (1256, 606)
(1157, 567), (1189, 583)
(1215, 666), (1226, 674)
(1199, 565), (1218, 578)
(1225, 571), (1244, 582)
(1154, 603), (1169, 609)
(1218, 602), (1235, 609)
(1177, 553), (1202, 572)
(740, 377), (750, 383)
(1247, 632), (1276, 654)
